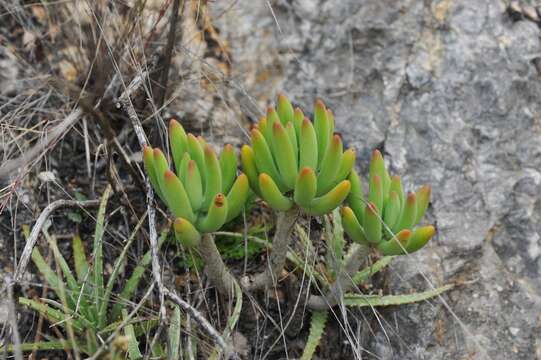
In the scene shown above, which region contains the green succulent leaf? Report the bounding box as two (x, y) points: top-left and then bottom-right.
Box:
(143, 146), (164, 200)
(341, 206), (367, 244)
(347, 169), (365, 225)
(383, 191), (401, 236)
(390, 175), (404, 209)
(174, 217), (201, 248)
(414, 185), (431, 225)
(314, 100), (329, 165)
(225, 174), (249, 223)
(299, 117), (318, 171)
(197, 194), (228, 233)
(394, 192), (417, 233)
(220, 144), (237, 194)
(294, 167), (317, 207)
(317, 134), (343, 196)
(163, 170), (195, 222)
(272, 121), (298, 190)
(336, 148), (356, 183)
(185, 160), (203, 211)
(187, 134), (206, 185)
(293, 107), (304, 139)
(368, 174), (383, 214)
(377, 229), (411, 256)
(405, 225), (435, 253)
(240, 145), (260, 195)
(251, 128), (286, 191)
(202, 145), (222, 209)
(153, 148), (170, 199)
(169, 119), (188, 173)
(363, 202), (382, 244)
(277, 93), (294, 125)
(306, 180), (351, 216)
(259, 173), (293, 211)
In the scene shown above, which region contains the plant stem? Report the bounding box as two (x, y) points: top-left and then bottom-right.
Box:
(307, 243), (370, 310)
(244, 206), (301, 290)
(198, 233), (237, 296)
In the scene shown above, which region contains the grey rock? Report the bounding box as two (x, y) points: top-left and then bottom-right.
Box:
(215, 0), (541, 358)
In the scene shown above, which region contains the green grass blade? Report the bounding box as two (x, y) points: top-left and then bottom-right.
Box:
(18, 297), (84, 332)
(111, 226), (169, 320)
(122, 309), (143, 360)
(73, 234), (89, 282)
(1, 340), (70, 352)
(168, 306), (182, 360)
(300, 310), (328, 360)
(343, 284), (454, 307)
(99, 212), (146, 328)
(31, 248), (63, 298)
(352, 256), (395, 285)
(93, 185), (113, 320)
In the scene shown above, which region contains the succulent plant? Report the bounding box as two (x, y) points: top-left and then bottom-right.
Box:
(341, 150), (435, 256)
(241, 94), (354, 215)
(143, 119), (249, 248)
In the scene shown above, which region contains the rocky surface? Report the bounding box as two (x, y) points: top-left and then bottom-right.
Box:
(216, 0), (541, 358)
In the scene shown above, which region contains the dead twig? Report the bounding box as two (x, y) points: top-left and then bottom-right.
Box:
(11, 199), (100, 284)
(0, 109), (82, 180)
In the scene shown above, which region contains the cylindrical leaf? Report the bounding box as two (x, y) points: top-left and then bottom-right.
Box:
(341, 206), (367, 244)
(347, 169), (365, 225)
(314, 100), (329, 165)
(293, 107), (304, 138)
(197, 193), (228, 233)
(414, 185), (431, 225)
(169, 119), (187, 173)
(259, 173), (293, 211)
(326, 109), (335, 139)
(174, 218), (201, 248)
(153, 148), (170, 198)
(299, 118), (318, 171)
(317, 134), (343, 196)
(163, 170), (195, 222)
(272, 122), (297, 190)
(226, 173), (249, 223)
(240, 145), (260, 195)
(390, 175), (404, 210)
(220, 144), (237, 194)
(143, 146), (163, 200)
(377, 229), (411, 256)
(336, 148), (356, 182)
(202, 145), (222, 209)
(286, 122), (298, 165)
(305, 180), (351, 216)
(363, 202), (382, 244)
(251, 128), (286, 191)
(178, 152), (191, 184)
(294, 167), (317, 207)
(187, 134), (206, 185)
(277, 93), (294, 125)
(368, 174), (383, 214)
(185, 160), (203, 211)
(394, 192), (417, 233)
(405, 225), (435, 253)
(383, 191), (401, 236)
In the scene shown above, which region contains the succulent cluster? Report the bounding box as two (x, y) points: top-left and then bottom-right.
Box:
(143, 95), (435, 258)
(341, 150), (435, 256)
(143, 120), (249, 248)
(241, 95), (355, 215)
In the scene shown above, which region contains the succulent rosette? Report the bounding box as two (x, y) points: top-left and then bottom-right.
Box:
(241, 94), (355, 215)
(143, 119), (249, 248)
(341, 150), (435, 256)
